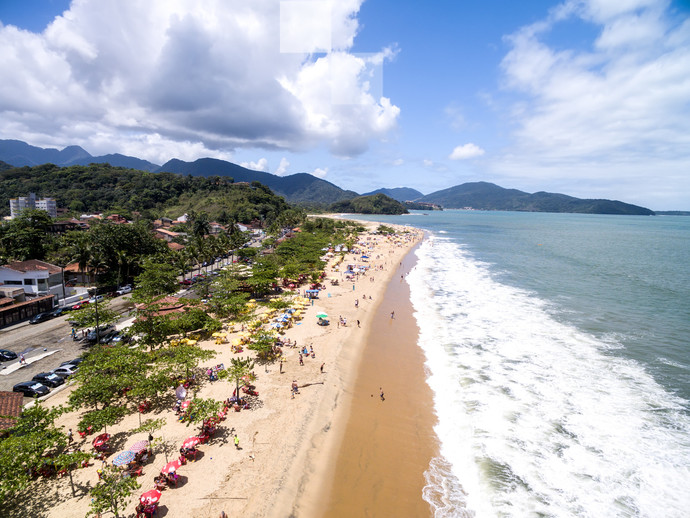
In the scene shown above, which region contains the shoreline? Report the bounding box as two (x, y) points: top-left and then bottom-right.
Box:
(318, 238), (437, 516)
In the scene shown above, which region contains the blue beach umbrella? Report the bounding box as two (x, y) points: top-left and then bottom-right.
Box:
(112, 450), (136, 466)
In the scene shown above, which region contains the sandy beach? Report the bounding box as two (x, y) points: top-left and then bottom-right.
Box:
(10, 220), (430, 518)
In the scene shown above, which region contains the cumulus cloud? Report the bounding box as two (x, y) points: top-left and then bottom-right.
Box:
(449, 143), (485, 160)
(495, 0), (690, 204)
(241, 158), (269, 172)
(0, 0), (399, 162)
(311, 166), (328, 178)
(275, 157), (290, 176)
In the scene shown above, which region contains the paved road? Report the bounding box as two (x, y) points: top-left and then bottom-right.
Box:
(0, 294), (134, 402)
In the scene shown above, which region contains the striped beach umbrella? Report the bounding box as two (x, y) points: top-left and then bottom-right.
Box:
(112, 450), (136, 466)
(127, 440), (149, 453)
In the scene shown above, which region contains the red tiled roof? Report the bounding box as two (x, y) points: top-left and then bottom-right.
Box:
(167, 242), (185, 251)
(2, 260), (61, 275)
(0, 391), (23, 430)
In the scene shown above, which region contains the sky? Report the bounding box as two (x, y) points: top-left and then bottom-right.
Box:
(0, 1), (689, 210)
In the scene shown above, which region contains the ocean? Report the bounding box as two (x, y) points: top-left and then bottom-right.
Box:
(350, 210), (690, 518)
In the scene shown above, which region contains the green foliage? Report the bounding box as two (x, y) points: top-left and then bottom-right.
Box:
(328, 193), (409, 215)
(218, 357), (255, 404)
(133, 258), (179, 298)
(0, 162), (293, 223)
(0, 403), (68, 504)
(177, 397), (222, 430)
(87, 465), (141, 518)
(156, 343), (216, 381)
(376, 224), (397, 235)
(78, 405), (128, 434)
(247, 330), (279, 361)
(0, 208), (55, 261)
(208, 274), (250, 319)
(68, 298), (119, 330)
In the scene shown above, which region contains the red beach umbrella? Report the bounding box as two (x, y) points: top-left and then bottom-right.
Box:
(161, 459), (182, 474)
(140, 489), (162, 505)
(92, 433), (110, 447)
(181, 437), (201, 449)
(180, 400), (191, 411)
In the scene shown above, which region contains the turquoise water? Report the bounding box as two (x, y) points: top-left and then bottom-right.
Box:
(350, 211), (690, 517)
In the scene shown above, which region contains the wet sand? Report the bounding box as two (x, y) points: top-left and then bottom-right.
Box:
(320, 243), (437, 517)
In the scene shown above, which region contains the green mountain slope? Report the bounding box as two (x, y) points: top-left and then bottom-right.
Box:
(419, 182), (654, 215)
(328, 193), (408, 214)
(361, 187), (424, 202)
(157, 158), (358, 205)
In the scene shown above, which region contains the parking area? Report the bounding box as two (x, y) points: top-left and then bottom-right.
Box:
(0, 294), (134, 404)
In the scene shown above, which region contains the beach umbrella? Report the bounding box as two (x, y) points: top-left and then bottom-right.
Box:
(92, 433), (110, 448)
(182, 436), (201, 449)
(112, 450), (136, 466)
(140, 489), (162, 505)
(316, 312), (328, 319)
(161, 459), (183, 474)
(127, 440), (149, 453)
(180, 400), (191, 411)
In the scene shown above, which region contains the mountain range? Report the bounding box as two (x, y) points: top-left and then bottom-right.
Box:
(0, 139), (655, 215)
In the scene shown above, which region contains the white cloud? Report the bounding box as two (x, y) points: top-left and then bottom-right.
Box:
(392, 158), (404, 166)
(240, 158), (269, 172)
(492, 0), (690, 208)
(449, 143), (485, 160)
(311, 167), (328, 178)
(0, 0), (398, 163)
(423, 159), (434, 167)
(275, 157), (290, 176)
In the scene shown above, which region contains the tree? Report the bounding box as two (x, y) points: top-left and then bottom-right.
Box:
(248, 329), (279, 361)
(177, 397), (222, 431)
(0, 403), (67, 504)
(133, 259), (179, 298)
(219, 357), (255, 404)
(156, 343), (216, 382)
(87, 465), (141, 518)
(0, 208), (55, 260)
(69, 298), (119, 331)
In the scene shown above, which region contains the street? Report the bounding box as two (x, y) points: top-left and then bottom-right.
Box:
(0, 294), (134, 402)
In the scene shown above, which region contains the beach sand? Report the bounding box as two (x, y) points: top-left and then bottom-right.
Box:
(11, 221), (430, 518)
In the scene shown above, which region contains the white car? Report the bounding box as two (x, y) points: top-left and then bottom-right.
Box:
(51, 365), (79, 378)
(88, 295), (104, 304)
(115, 285), (132, 295)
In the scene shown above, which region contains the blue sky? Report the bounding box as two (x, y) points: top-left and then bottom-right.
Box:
(0, 1), (689, 209)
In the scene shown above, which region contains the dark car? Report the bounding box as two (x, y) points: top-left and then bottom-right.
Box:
(32, 372), (65, 388)
(86, 325), (115, 343)
(0, 349), (18, 361)
(13, 381), (50, 397)
(49, 307), (69, 318)
(29, 312), (53, 324)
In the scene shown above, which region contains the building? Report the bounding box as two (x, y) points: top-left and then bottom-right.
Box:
(9, 192), (58, 219)
(0, 260), (63, 298)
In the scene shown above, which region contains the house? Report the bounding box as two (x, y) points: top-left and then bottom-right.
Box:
(64, 262), (97, 285)
(154, 228), (181, 242)
(106, 214), (128, 224)
(0, 260), (63, 298)
(167, 242), (185, 251)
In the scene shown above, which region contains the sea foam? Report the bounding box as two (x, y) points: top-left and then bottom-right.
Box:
(409, 236), (690, 517)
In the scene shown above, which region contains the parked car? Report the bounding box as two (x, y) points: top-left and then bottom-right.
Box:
(0, 349), (18, 362)
(110, 333), (130, 344)
(51, 365), (79, 378)
(71, 301), (90, 310)
(29, 312), (53, 324)
(179, 279), (192, 286)
(88, 295), (105, 304)
(86, 325), (115, 342)
(115, 285), (132, 295)
(100, 330), (120, 344)
(49, 307), (69, 318)
(32, 372), (65, 388)
(13, 381), (50, 397)
(60, 358), (84, 367)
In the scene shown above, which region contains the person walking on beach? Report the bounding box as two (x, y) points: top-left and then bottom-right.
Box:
(390, 311), (395, 319)
(68, 429), (73, 444)
(380, 388), (385, 401)
(234, 434), (240, 449)
(320, 363), (325, 373)
(279, 359), (283, 374)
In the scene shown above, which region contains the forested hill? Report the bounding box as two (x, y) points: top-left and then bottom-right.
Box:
(419, 182), (654, 215)
(0, 163), (291, 223)
(158, 157), (358, 205)
(361, 187), (424, 202)
(328, 193), (408, 215)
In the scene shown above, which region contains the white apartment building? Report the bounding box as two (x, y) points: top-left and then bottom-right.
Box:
(9, 192), (58, 219)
